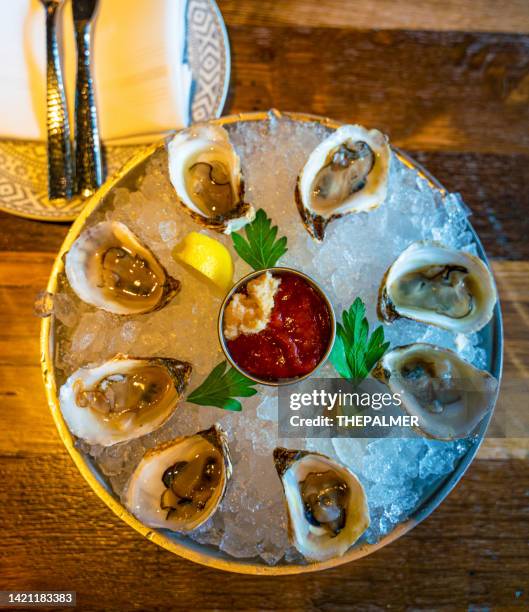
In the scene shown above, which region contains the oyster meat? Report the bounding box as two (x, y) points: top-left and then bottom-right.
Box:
(124, 425), (232, 532)
(273, 448), (370, 562)
(378, 241), (497, 333)
(59, 355), (192, 446)
(373, 343), (498, 440)
(168, 124), (255, 233)
(65, 221), (180, 315)
(296, 124), (391, 240)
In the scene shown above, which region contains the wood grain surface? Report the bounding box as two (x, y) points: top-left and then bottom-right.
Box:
(220, 0), (529, 33)
(1, 1), (528, 610)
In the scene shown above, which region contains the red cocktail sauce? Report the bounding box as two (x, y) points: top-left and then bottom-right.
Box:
(226, 272), (332, 381)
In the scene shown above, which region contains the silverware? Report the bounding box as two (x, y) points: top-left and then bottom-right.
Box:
(40, 0), (74, 201)
(73, 0), (104, 197)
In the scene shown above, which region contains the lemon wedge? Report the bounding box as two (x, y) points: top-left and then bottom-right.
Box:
(173, 232), (234, 292)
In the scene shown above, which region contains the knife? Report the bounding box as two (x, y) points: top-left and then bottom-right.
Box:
(40, 0), (74, 200)
(73, 0), (104, 197)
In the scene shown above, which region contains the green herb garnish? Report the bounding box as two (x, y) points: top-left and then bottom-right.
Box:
(232, 209), (288, 270)
(187, 361), (258, 411)
(330, 297), (390, 385)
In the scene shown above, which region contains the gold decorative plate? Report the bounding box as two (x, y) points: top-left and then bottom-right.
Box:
(0, 141), (142, 221)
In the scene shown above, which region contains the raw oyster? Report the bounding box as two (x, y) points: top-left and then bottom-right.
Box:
(373, 343), (498, 440)
(124, 425), (232, 532)
(168, 124), (255, 233)
(65, 221), (180, 315)
(273, 448), (370, 562)
(59, 355), (191, 446)
(296, 124), (390, 240)
(378, 241), (497, 333)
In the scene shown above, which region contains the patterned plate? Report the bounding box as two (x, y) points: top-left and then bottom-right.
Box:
(0, 0), (230, 222)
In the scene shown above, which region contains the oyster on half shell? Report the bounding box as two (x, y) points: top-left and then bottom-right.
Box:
(296, 125), (391, 240)
(124, 425), (232, 532)
(373, 343), (498, 440)
(168, 124), (255, 233)
(378, 241), (497, 333)
(65, 221), (180, 315)
(273, 448), (370, 562)
(59, 355), (192, 446)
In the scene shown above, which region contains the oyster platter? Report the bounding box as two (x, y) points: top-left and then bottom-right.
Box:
(42, 111), (501, 572)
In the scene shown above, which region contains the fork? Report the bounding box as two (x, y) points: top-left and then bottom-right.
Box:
(40, 0), (74, 200)
(73, 0), (104, 197)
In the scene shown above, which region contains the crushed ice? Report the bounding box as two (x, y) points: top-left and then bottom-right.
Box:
(57, 116), (487, 565)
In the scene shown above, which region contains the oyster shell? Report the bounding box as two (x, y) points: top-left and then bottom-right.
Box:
(168, 124), (255, 233)
(59, 355), (192, 446)
(296, 125), (391, 240)
(273, 448), (370, 562)
(373, 343), (498, 440)
(124, 425), (232, 532)
(378, 241), (497, 333)
(65, 221), (180, 315)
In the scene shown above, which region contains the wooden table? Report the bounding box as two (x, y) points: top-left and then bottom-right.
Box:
(1, 1), (528, 609)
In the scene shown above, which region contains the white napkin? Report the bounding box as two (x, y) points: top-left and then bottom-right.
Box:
(0, 0), (192, 142)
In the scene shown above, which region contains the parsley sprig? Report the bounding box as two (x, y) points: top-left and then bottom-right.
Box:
(187, 361), (258, 412)
(330, 298), (390, 385)
(232, 209), (288, 270)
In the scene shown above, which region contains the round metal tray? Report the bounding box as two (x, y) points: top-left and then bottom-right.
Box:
(40, 111), (503, 575)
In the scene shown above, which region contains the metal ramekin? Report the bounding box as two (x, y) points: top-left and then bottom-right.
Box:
(218, 267), (336, 386)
